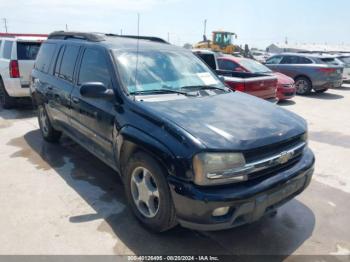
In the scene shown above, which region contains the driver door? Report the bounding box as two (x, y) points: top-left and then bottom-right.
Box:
(70, 47), (116, 164)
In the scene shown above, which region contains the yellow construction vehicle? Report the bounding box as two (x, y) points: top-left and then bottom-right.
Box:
(194, 30), (238, 54)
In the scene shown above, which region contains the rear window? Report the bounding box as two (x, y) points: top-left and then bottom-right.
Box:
(320, 58), (341, 65)
(238, 59), (272, 73)
(17, 42), (41, 60)
(2, 41), (13, 59)
(35, 43), (57, 73)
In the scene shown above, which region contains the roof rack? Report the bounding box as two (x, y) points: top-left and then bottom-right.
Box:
(48, 31), (105, 42)
(104, 33), (168, 44)
(48, 31), (168, 44)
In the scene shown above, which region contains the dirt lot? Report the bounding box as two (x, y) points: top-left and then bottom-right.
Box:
(0, 86), (350, 256)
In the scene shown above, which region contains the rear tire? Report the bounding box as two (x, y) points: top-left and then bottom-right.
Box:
(38, 104), (62, 143)
(0, 79), (15, 109)
(295, 77), (312, 95)
(124, 152), (177, 232)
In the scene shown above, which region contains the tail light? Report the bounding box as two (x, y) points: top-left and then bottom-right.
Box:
(225, 81), (245, 92)
(9, 60), (20, 78)
(318, 68), (336, 74)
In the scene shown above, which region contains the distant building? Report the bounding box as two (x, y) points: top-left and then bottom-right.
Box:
(266, 43), (350, 54)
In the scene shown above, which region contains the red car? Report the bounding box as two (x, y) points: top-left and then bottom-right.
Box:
(217, 56), (296, 101)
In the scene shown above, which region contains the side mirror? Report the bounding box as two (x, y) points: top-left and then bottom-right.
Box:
(218, 75), (225, 83)
(80, 82), (114, 98)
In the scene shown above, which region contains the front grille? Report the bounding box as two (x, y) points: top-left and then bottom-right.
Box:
(243, 134), (306, 182)
(244, 135), (304, 163)
(247, 153), (302, 181)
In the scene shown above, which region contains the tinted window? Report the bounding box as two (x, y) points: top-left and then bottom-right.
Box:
(281, 56), (299, 64)
(218, 59), (238, 71)
(59, 45), (80, 82)
(35, 43), (57, 73)
(54, 46), (65, 76)
(298, 56), (313, 64)
(78, 48), (111, 87)
(320, 58), (340, 65)
(195, 53), (217, 70)
(266, 56), (282, 64)
(3, 41), (13, 59)
(17, 42), (41, 60)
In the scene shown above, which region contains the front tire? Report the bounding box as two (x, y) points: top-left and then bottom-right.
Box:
(0, 79), (15, 109)
(295, 77), (312, 95)
(124, 152), (177, 232)
(38, 105), (62, 143)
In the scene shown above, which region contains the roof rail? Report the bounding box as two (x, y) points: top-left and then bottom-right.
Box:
(104, 33), (168, 44)
(48, 31), (168, 44)
(48, 31), (105, 42)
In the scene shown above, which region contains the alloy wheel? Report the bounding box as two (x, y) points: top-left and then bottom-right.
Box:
(295, 79), (309, 94)
(130, 167), (160, 218)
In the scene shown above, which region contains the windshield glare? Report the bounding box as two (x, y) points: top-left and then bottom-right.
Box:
(114, 50), (224, 93)
(239, 59), (272, 73)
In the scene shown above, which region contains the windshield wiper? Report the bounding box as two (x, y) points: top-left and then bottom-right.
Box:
(181, 85), (228, 92)
(130, 88), (197, 97)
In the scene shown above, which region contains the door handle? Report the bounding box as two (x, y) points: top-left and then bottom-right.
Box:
(72, 97), (79, 103)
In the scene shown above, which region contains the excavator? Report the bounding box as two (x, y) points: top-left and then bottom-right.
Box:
(194, 30), (240, 54)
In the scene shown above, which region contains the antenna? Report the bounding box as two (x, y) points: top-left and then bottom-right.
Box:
(134, 13), (140, 92)
(3, 18), (8, 33)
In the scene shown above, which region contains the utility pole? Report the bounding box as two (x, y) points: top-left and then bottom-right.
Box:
(3, 18), (8, 33)
(120, 29), (123, 35)
(167, 32), (170, 43)
(203, 19), (207, 41)
(65, 24), (68, 31)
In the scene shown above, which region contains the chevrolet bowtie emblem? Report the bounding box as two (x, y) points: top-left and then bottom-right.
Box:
(277, 151), (294, 164)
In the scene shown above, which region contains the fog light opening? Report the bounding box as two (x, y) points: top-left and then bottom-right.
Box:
(212, 206), (230, 217)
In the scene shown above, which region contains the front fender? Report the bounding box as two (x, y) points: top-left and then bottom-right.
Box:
(116, 125), (192, 181)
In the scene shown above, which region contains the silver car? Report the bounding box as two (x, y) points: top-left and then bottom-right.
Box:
(265, 53), (343, 95)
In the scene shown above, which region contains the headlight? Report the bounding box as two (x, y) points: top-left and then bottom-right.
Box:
(193, 153), (247, 186)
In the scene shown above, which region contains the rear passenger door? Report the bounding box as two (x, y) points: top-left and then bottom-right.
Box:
(48, 44), (81, 130)
(70, 47), (116, 163)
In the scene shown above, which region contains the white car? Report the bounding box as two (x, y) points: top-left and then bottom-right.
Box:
(251, 51), (270, 63)
(0, 36), (46, 108)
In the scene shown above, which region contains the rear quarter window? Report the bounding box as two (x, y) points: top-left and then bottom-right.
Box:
(195, 53), (217, 70)
(2, 41), (13, 59)
(17, 42), (41, 60)
(35, 43), (57, 73)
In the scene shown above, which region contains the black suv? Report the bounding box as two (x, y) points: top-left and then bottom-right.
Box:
(31, 31), (315, 232)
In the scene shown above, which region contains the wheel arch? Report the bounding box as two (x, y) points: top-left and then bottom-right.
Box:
(294, 75), (313, 87)
(116, 126), (177, 179)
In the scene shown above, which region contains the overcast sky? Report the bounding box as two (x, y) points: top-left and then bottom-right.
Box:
(0, 0), (349, 49)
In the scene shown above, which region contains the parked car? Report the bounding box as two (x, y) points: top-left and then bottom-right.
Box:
(31, 31), (315, 232)
(217, 56), (296, 101)
(251, 50), (270, 63)
(265, 53), (343, 95)
(0, 35), (46, 108)
(329, 54), (350, 83)
(193, 49), (278, 101)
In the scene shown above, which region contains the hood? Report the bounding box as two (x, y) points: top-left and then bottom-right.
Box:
(137, 92), (306, 150)
(273, 72), (294, 85)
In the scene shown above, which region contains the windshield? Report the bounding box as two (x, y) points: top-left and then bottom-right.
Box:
(239, 59), (272, 73)
(114, 49), (225, 93)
